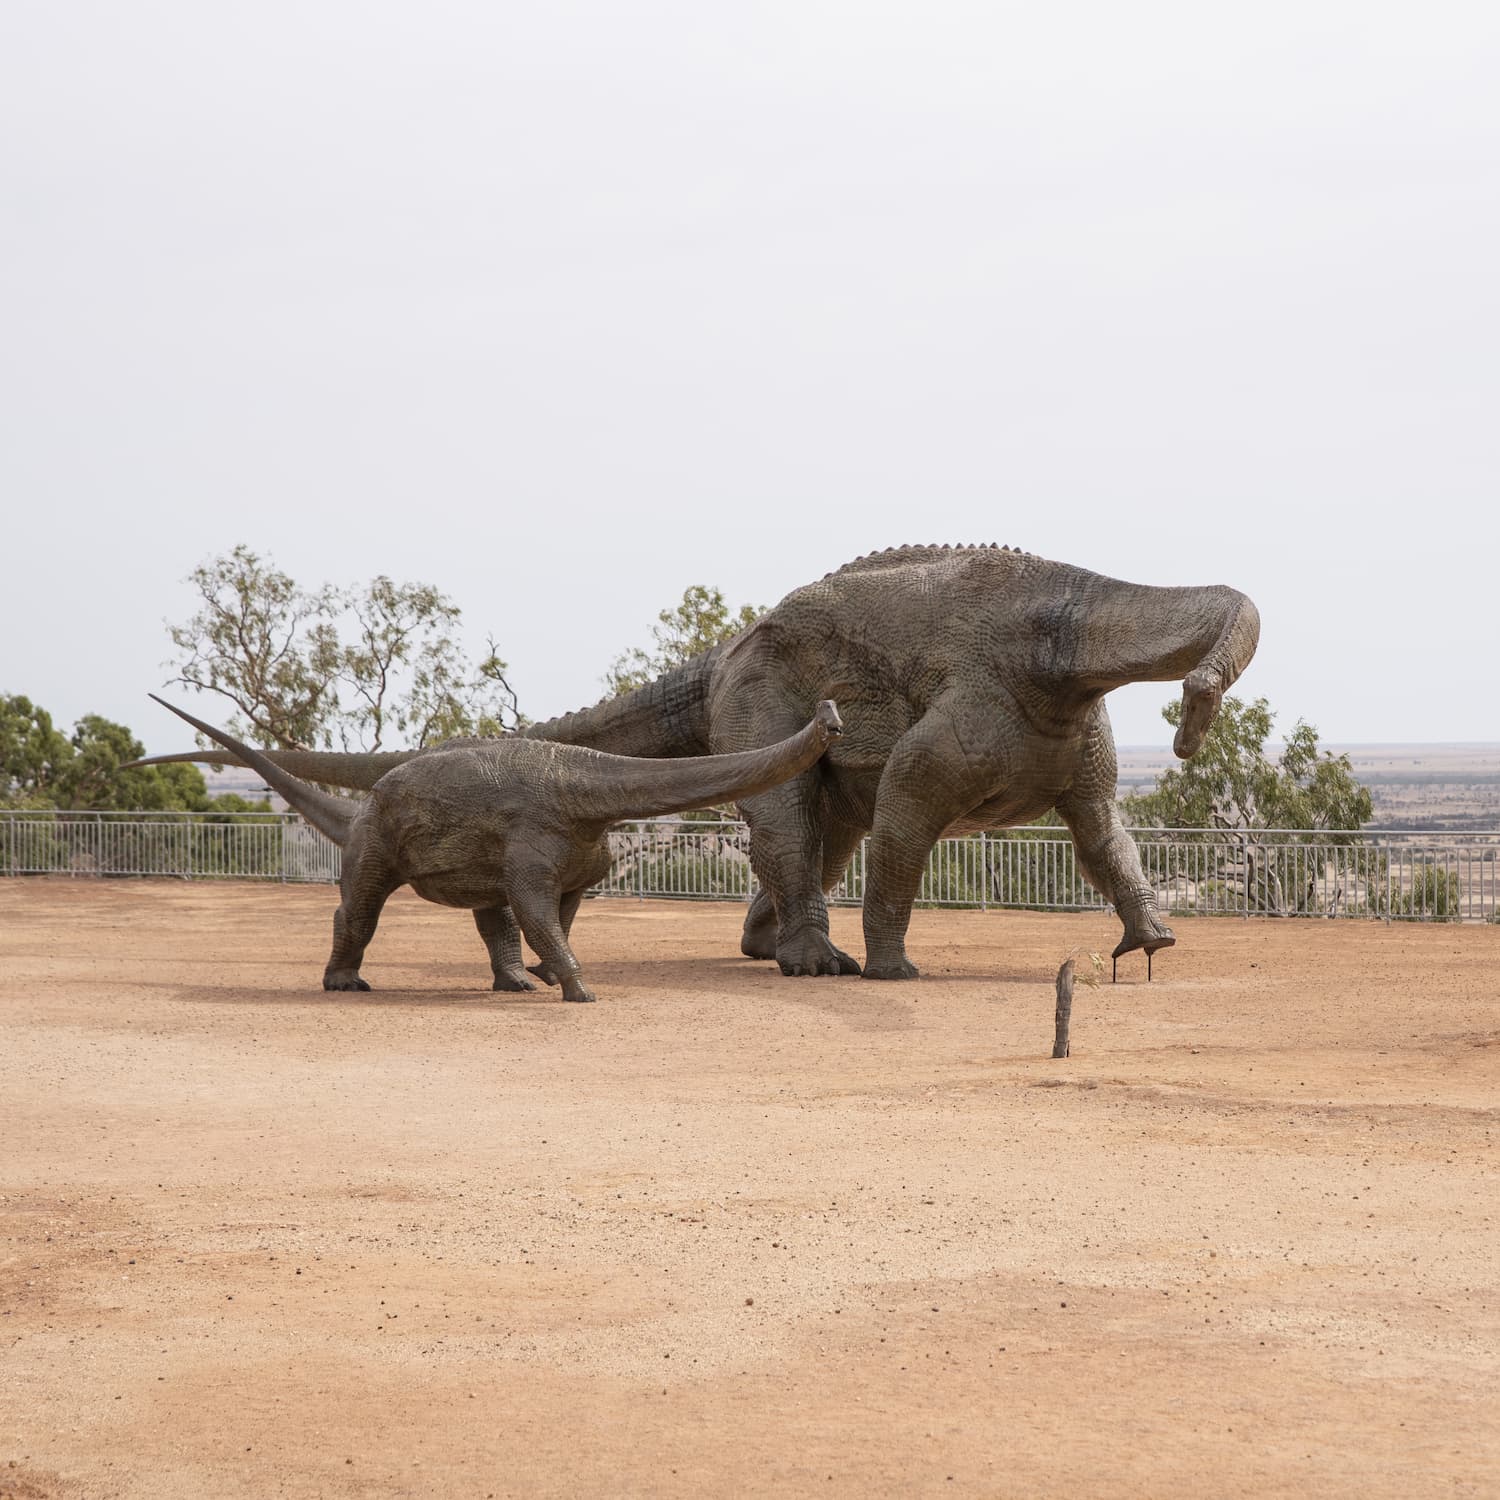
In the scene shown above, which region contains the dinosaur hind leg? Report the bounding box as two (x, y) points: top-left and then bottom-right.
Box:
(510, 869), (595, 1003)
(474, 904), (537, 992)
(527, 887), (584, 987)
(740, 817), (865, 963)
(323, 837), (400, 992)
(741, 785), (861, 977)
(739, 887), (779, 961)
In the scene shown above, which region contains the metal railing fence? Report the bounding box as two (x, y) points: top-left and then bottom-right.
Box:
(3, 811), (1497, 923)
(600, 822), (1500, 923)
(0, 810), (339, 884)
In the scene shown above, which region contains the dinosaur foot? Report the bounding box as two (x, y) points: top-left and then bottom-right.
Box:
(740, 893), (778, 960)
(524, 963), (592, 1001)
(740, 923), (779, 962)
(492, 969), (538, 992)
(323, 971), (371, 992)
(862, 954), (920, 981)
(1110, 928), (1177, 960)
(776, 931), (862, 977)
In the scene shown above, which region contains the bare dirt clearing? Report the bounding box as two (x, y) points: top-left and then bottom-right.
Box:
(2, 881), (1497, 1498)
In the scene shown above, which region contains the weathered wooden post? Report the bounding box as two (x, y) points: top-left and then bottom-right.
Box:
(1053, 957), (1074, 1059)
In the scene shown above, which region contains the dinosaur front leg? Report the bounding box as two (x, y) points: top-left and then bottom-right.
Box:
(740, 783), (861, 976)
(473, 904), (537, 992)
(1057, 793), (1175, 958)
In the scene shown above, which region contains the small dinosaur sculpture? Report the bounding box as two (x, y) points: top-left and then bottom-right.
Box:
(144, 694), (842, 1002)
(137, 546), (1258, 981)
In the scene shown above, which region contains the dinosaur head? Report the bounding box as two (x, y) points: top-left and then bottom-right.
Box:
(1172, 592), (1259, 758)
(1173, 669), (1222, 759)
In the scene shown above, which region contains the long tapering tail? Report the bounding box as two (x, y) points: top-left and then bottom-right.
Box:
(123, 648), (725, 786)
(120, 745), (419, 789)
(145, 697), (358, 846)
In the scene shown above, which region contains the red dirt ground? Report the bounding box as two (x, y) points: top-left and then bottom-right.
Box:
(2, 879), (1498, 1499)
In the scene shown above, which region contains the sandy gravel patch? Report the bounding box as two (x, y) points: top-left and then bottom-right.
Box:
(2, 879), (1497, 1498)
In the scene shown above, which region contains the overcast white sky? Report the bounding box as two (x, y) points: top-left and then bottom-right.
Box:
(2, 2), (1496, 754)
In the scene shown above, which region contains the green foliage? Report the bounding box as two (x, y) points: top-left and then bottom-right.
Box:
(1120, 696), (1375, 916)
(1364, 861), (1463, 920)
(167, 546), (342, 749)
(62, 714), (207, 811)
(336, 576), (524, 747)
(0, 694), (266, 812)
(1403, 865), (1461, 919)
(195, 792), (274, 823)
(166, 546), (521, 751)
(0, 695), (71, 808)
(605, 585), (763, 697)
(1122, 696), (1372, 837)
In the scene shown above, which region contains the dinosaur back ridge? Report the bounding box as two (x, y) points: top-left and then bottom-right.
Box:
(818, 543), (1034, 580)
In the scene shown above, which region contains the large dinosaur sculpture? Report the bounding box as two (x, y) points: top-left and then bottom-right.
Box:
(145, 694), (843, 1001)
(138, 546), (1259, 980)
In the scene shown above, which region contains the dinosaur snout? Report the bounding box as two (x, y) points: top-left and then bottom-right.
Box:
(1173, 675), (1222, 759)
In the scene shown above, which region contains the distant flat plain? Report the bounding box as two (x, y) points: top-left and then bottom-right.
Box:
(1117, 743), (1500, 831)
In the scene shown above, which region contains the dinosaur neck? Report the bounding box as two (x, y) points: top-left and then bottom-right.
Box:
(1072, 582), (1260, 694)
(571, 704), (840, 823)
(523, 648), (718, 757)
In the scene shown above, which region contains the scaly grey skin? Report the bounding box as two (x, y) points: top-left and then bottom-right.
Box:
(144, 694), (842, 1002)
(135, 546), (1259, 981)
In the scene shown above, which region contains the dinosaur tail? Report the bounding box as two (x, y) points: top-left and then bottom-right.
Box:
(522, 645), (722, 757)
(146, 697), (358, 846)
(126, 642), (724, 787)
(121, 746), (416, 790)
(572, 702), (842, 823)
